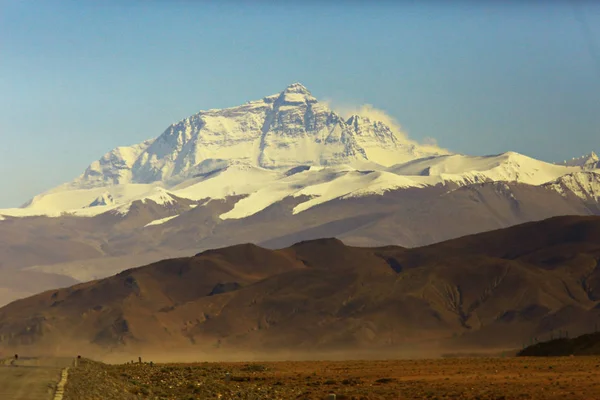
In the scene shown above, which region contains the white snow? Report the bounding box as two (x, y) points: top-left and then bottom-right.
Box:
(217, 165), (422, 219)
(546, 172), (600, 201)
(2, 84), (599, 222)
(111, 187), (178, 216)
(172, 164), (280, 201)
(44, 83), (447, 190)
(141, 187), (177, 206)
(144, 215), (179, 227)
(342, 171), (423, 198)
(2, 150), (595, 222)
(292, 170), (420, 214)
(388, 152), (581, 186)
(26, 183), (161, 213)
(218, 165), (348, 219)
(0, 208), (63, 218)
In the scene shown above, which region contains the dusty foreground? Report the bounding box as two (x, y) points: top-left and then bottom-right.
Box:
(63, 356), (600, 400)
(0, 357), (72, 400)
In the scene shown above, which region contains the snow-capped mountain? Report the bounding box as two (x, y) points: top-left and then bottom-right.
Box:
(70, 83), (446, 189)
(1, 83), (598, 223)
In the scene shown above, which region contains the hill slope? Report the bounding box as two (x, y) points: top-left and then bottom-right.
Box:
(518, 331), (600, 356)
(1, 216), (600, 356)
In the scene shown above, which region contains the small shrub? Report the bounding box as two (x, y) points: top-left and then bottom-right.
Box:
(241, 363), (267, 372)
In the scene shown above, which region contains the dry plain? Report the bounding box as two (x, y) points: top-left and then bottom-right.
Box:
(63, 356), (600, 400)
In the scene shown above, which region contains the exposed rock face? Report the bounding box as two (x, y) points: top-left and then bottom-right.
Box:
(87, 192), (115, 207)
(545, 172), (600, 202)
(81, 140), (155, 187)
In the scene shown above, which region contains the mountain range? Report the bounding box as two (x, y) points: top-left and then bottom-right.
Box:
(1, 216), (599, 358)
(0, 83), (599, 307)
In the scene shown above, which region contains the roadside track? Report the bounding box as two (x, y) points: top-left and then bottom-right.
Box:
(0, 357), (73, 400)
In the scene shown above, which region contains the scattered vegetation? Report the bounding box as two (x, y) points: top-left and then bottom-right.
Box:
(240, 363), (268, 372)
(63, 356), (600, 399)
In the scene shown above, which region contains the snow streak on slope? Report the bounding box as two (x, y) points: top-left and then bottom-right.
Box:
(144, 215), (179, 227)
(217, 164), (426, 219)
(217, 165), (353, 219)
(292, 170), (421, 214)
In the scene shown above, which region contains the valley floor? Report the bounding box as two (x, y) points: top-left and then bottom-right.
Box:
(63, 356), (600, 399)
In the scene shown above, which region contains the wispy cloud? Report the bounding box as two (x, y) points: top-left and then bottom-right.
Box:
(322, 99), (449, 153)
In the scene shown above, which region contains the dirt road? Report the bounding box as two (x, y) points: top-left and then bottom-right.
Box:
(0, 357), (72, 400)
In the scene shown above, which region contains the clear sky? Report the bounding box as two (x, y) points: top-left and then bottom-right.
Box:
(1, 0), (599, 207)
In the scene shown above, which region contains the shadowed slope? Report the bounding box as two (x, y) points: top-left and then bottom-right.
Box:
(518, 331), (600, 356)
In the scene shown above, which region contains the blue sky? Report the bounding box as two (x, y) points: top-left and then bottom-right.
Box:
(1, 0), (599, 207)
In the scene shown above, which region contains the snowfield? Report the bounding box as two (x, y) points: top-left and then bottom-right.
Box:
(387, 152), (582, 186)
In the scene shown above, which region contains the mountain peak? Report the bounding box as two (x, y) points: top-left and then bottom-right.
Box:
(275, 82), (317, 106)
(557, 151), (600, 169)
(283, 82), (311, 95)
(40, 83), (449, 196)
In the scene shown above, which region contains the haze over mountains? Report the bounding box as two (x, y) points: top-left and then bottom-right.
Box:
(1, 216), (599, 358)
(0, 83), (599, 307)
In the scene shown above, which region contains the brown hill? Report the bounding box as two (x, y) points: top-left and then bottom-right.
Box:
(1, 178), (599, 308)
(518, 331), (600, 356)
(1, 215), (600, 358)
